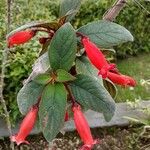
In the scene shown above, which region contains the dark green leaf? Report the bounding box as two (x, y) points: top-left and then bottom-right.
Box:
(59, 0), (81, 21)
(33, 74), (51, 85)
(103, 79), (117, 99)
(17, 81), (43, 115)
(56, 69), (76, 82)
(77, 20), (134, 48)
(48, 23), (77, 71)
(7, 21), (59, 39)
(39, 83), (67, 142)
(76, 56), (103, 84)
(69, 74), (115, 121)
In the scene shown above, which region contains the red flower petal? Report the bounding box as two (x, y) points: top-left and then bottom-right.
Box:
(82, 37), (116, 78)
(73, 105), (99, 149)
(107, 72), (136, 87)
(10, 105), (38, 145)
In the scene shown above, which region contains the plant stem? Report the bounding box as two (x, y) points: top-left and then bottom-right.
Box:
(64, 83), (76, 106)
(0, 0), (14, 149)
(103, 0), (127, 21)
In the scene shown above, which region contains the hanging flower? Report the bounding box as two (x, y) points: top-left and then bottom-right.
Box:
(72, 105), (99, 150)
(10, 105), (38, 145)
(82, 37), (116, 78)
(107, 72), (136, 87)
(8, 30), (36, 47)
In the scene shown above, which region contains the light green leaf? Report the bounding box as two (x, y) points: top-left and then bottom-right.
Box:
(56, 69), (76, 82)
(33, 74), (51, 85)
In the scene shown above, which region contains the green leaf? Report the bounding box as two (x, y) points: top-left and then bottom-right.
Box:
(69, 74), (115, 121)
(48, 23), (77, 71)
(103, 79), (117, 99)
(33, 74), (51, 85)
(39, 83), (67, 142)
(77, 20), (134, 48)
(76, 56), (103, 84)
(17, 81), (43, 115)
(59, 0), (81, 21)
(7, 21), (59, 39)
(56, 69), (76, 82)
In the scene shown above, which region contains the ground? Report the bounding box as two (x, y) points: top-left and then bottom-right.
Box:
(0, 126), (150, 150)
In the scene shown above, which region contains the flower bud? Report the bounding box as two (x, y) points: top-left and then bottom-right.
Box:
(8, 30), (36, 47)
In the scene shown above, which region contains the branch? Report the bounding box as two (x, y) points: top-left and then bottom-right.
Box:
(103, 0), (127, 21)
(0, 0), (14, 149)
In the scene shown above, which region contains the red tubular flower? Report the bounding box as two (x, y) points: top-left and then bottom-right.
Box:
(8, 30), (36, 47)
(82, 37), (116, 78)
(11, 105), (38, 145)
(73, 105), (99, 150)
(107, 72), (136, 87)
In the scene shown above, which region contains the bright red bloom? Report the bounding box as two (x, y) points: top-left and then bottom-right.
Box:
(73, 105), (99, 150)
(107, 72), (136, 87)
(11, 105), (38, 145)
(8, 30), (36, 47)
(82, 37), (116, 78)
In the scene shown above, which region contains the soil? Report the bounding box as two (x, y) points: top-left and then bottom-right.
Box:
(0, 126), (150, 150)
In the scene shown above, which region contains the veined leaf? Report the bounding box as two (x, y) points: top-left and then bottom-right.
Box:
(39, 83), (67, 142)
(77, 20), (134, 48)
(69, 74), (115, 121)
(17, 81), (43, 115)
(48, 23), (77, 71)
(76, 56), (103, 85)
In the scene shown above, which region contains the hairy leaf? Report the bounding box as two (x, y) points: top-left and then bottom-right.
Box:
(77, 20), (134, 48)
(39, 83), (67, 142)
(48, 23), (77, 71)
(17, 81), (43, 115)
(76, 56), (103, 84)
(69, 74), (115, 121)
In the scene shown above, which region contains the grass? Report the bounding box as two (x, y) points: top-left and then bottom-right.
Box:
(116, 53), (150, 102)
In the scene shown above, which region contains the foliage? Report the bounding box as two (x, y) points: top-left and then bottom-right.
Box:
(0, 0), (148, 144)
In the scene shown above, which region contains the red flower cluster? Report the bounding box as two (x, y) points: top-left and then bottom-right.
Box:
(73, 105), (99, 150)
(11, 105), (38, 145)
(8, 30), (36, 47)
(82, 37), (136, 87)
